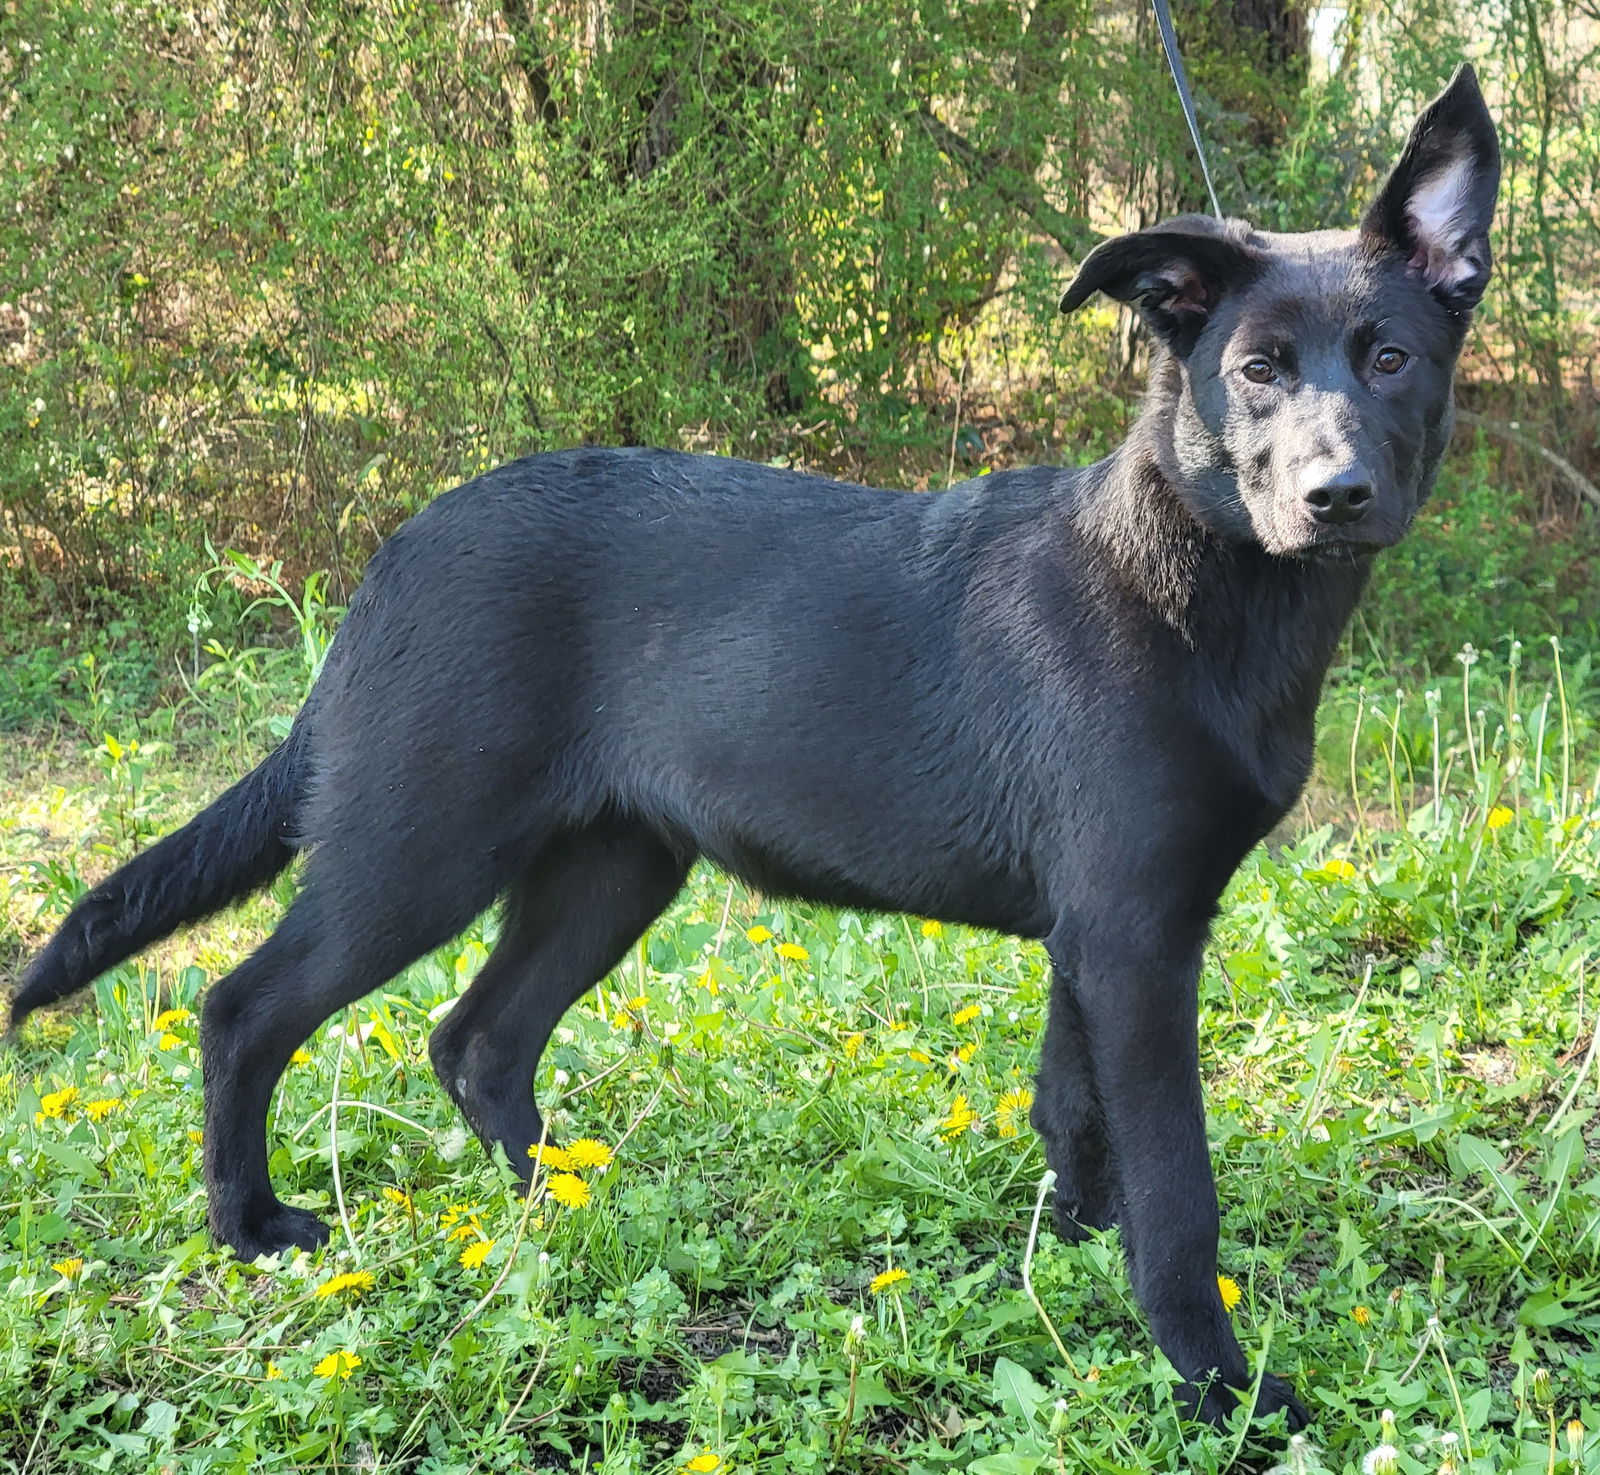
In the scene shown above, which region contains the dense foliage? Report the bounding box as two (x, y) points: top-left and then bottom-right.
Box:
(3, 0), (1598, 646)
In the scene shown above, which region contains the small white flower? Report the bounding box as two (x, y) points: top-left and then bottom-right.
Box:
(1362, 1444), (1400, 1475)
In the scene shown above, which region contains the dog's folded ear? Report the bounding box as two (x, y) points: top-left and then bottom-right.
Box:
(1362, 63), (1501, 314)
(1059, 216), (1261, 354)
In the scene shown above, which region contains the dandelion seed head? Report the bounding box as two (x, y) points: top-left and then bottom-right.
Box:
(1361, 1443), (1400, 1475)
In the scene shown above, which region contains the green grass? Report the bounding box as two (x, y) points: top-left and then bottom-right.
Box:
(4, 633), (1600, 1474)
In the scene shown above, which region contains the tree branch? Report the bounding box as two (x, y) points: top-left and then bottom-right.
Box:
(1455, 409), (1600, 514)
(914, 105), (1096, 260)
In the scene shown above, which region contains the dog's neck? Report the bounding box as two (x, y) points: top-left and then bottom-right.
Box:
(1071, 414), (1371, 674)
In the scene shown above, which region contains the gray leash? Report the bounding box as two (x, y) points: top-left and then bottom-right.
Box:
(1150, 0), (1224, 220)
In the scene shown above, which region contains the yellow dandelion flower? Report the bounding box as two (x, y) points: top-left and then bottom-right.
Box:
(313, 1350), (362, 1380)
(459, 1238), (495, 1270)
(908, 1049), (933, 1065)
(313, 1270), (375, 1300)
(996, 1087), (1035, 1139)
(547, 1173), (591, 1209)
(870, 1267), (908, 1294)
(611, 994), (649, 1028)
(1320, 858), (1357, 881)
(35, 1086), (79, 1122)
(1217, 1275), (1242, 1314)
(84, 1097), (124, 1121)
(684, 1453), (722, 1472)
(151, 1007), (193, 1031)
(187, 1129), (204, 1145)
(1568, 1421), (1585, 1456)
(951, 1004), (982, 1027)
(265, 1361), (283, 1380)
(948, 1042), (978, 1069)
(939, 1094), (980, 1141)
(745, 925), (774, 944)
(528, 1144), (575, 1172)
(920, 919), (943, 938)
(1351, 1304), (1372, 1326)
(698, 966), (720, 996)
(448, 1220), (483, 1242)
(775, 942), (809, 962)
(565, 1138), (614, 1171)
(290, 1048), (313, 1066)
(52, 1257), (85, 1281)
(158, 1032), (184, 1050)
(1486, 805), (1514, 830)
(886, 1019), (911, 1031)
(843, 1032), (865, 1058)
(382, 1186), (412, 1209)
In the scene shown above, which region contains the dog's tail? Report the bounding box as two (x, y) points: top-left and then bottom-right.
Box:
(9, 715), (313, 1031)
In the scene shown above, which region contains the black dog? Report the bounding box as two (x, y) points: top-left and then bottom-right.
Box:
(14, 68), (1498, 1430)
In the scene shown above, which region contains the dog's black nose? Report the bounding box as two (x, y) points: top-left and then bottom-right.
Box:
(1304, 473), (1373, 526)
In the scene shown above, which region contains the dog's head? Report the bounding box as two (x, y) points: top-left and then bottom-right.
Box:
(1061, 65), (1500, 560)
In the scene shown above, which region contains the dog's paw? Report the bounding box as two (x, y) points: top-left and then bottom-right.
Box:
(1189, 1372), (1311, 1437)
(220, 1203), (332, 1261)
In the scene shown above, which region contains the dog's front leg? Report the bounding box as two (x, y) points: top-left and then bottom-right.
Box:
(1032, 962), (1120, 1240)
(1058, 920), (1310, 1433)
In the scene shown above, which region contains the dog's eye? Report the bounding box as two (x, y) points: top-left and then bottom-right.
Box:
(1373, 347), (1409, 375)
(1241, 358), (1277, 384)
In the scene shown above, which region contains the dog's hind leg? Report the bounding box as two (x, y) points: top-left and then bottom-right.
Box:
(427, 821), (692, 1176)
(200, 846), (500, 1260)
(1031, 969), (1121, 1242)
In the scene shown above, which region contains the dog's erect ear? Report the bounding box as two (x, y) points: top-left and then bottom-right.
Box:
(1362, 64), (1501, 314)
(1060, 216), (1261, 354)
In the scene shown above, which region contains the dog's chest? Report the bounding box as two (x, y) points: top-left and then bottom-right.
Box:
(1196, 640), (1328, 833)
